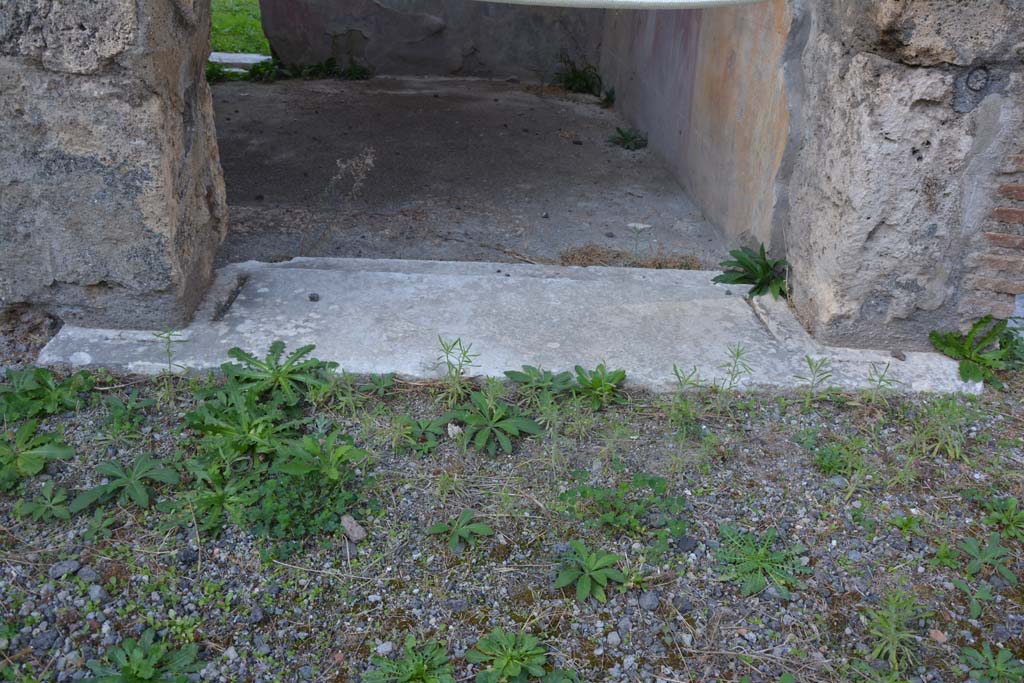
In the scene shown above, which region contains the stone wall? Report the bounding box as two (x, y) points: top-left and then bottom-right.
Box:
(600, 0), (793, 246)
(784, 0), (1024, 348)
(259, 0), (605, 79)
(0, 0), (227, 328)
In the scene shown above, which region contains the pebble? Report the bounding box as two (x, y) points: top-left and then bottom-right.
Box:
(639, 590), (660, 611)
(224, 646), (238, 661)
(88, 585), (110, 603)
(376, 641), (394, 656)
(48, 560), (80, 580)
(76, 566), (100, 583)
(606, 631), (621, 647)
(341, 515), (367, 543)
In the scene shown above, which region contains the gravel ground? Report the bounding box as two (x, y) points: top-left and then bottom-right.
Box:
(1, 348), (1022, 683)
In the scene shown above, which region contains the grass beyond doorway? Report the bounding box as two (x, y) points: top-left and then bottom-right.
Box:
(211, 0), (270, 55)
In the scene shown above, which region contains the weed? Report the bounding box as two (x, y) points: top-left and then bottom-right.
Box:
(222, 341), (335, 405)
(455, 387), (543, 455)
(275, 429), (369, 482)
(393, 415), (448, 456)
(912, 394), (972, 461)
(794, 356), (833, 410)
(559, 472), (686, 538)
(553, 52), (602, 96)
(715, 524), (809, 599)
(960, 534), (1017, 585)
(712, 244), (788, 299)
(555, 540), (625, 604)
(359, 373), (396, 398)
(0, 420), (74, 491)
(608, 127), (647, 150)
(83, 628), (202, 682)
(865, 362), (901, 406)
(889, 513), (922, 540)
(952, 578), (994, 619)
(573, 363), (626, 410)
(427, 509), (494, 552)
(600, 88), (615, 108)
(813, 436), (867, 477)
(14, 481), (70, 522)
(436, 337), (479, 408)
(930, 316), (1014, 387)
(863, 589), (925, 675)
(983, 496), (1024, 541)
(928, 541), (960, 570)
(960, 643), (1024, 683)
(84, 508), (116, 542)
(1, 367), (94, 423)
(206, 61), (229, 83)
(70, 455), (180, 513)
(466, 628), (547, 683)
(247, 58), (292, 82)
(364, 634), (454, 683)
(505, 365), (574, 412)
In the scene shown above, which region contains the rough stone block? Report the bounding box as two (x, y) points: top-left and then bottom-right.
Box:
(994, 208), (1024, 225)
(999, 184), (1024, 201)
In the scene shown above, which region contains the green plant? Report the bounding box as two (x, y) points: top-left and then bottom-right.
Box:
(600, 88), (615, 108)
(364, 634), (454, 683)
(889, 513), (923, 540)
(983, 496), (1024, 541)
(0, 420), (74, 491)
(83, 627), (203, 682)
(14, 481), (70, 522)
(864, 589), (924, 675)
(930, 316), (1014, 388)
(715, 524), (809, 599)
(275, 429), (368, 482)
(339, 61), (372, 80)
(813, 436), (867, 477)
(427, 509), (494, 552)
(794, 356), (833, 409)
(554, 540), (625, 604)
(70, 455), (180, 513)
(84, 508), (116, 542)
(101, 392), (155, 446)
(573, 364), (626, 410)
(455, 389), (543, 455)
(505, 366), (574, 410)
(559, 472), (686, 537)
(222, 341), (335, 405)
(360, 373), (396, 397)
(553, 52), (602, 96)
(912, 394), (972, 461)
(247, 58), (292, 81)
(960, 534), (1017, 585)
(865, 362), (901, 406)
(961, 643), (1024, 683)
(952, 578), (994, 619)
(608, 127), (647, 150)
(466, 628), (547, 683)
(929, 541), (960, 569)
(1, 367), (94, 423)
(186, 386), (304, 465)
(712, 244), (788, 299)
(393, 415), (447, 456)
(437, 337), (479, 408)
(206, 61), (228, 83)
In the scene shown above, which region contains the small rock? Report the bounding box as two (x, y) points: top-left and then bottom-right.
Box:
(224, 646), (238, 661)
(177, 547), (199, 566)
(376, 641), (394, 656)
(606, 632), (621, 647)
(341, 515), (367, 543)
(76, 566), (100, 583)
(88, 585), (110, 603)
(639, 590), (660, 611)
(30, 630), (59, 651)
(48, 560), (80, 580)
(248, 606), (265, 624)
(308, 292), (320, 302)
(367, 594), (382, 604)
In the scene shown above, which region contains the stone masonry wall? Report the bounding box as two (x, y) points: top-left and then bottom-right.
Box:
(0, 0), (227, 328)
(784, 0), (1024, 349)
(259, 0), (605, 80)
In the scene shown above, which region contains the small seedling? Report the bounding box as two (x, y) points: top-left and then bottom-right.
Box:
(437, 337), (479, 408)
(715, 524), (809, 599)
(712, 244), (788, 299)
(465, 628), (547, 683)
(983, 496), (1024, 541)
(952, 578), (995, 619)
(0, 420), (74, 491)
(222, 341), (335, 405)
(359, 373), (396, 397)
(554, 540), (625, 604)
(573, 364), (626, 410)
(864, 589), (925, 675)
(393, 415), (448, 455)
(794, 355), (833, 409)
(427, 509), (494, 552)
(960, 534), (1017, 585)
(363, 634), (454, 683)
(553, 52), (602, 96)
(14, 481), (70, 522)
(70, 455), (180, 513)
(455, 389), (543, 455)
(83, 628), (203, 682)
(960, 643), (1024, 683)
(608, 127), (647, 150)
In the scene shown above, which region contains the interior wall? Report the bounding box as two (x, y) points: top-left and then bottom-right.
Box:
(259, 0), (604, 80)
(600, 0), (792, 248)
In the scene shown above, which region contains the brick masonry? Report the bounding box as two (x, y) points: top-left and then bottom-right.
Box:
(966, 151), (1024, 320)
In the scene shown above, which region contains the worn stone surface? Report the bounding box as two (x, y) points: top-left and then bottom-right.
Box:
(0, 0), (227, 327)
(38, 258), (971, 393)
(259, 0), (604, 79)
(783, 0), (1024, 349)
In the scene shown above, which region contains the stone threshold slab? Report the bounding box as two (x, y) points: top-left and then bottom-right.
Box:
(39, 258), (974, 393)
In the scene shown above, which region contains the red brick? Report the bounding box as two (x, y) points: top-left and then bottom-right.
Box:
(984, 232), (1024, 249)
(977, 253), (1024, 276)
(966, 275), (1024, 295)
(1007, 155), (1024, 173)
(1000, 184), (1024, 201)
(994, 207), (1024, 224)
